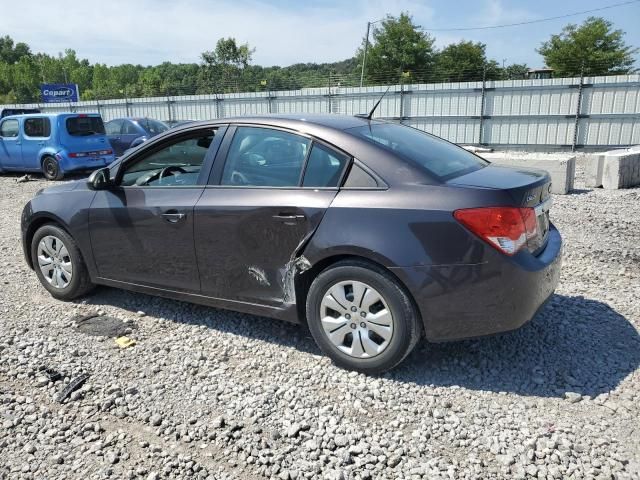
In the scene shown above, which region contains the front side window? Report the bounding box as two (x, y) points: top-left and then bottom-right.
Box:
(24, 118), (51, 138)
(66, 116), (105, 136)
(302, 143), (349, 187)
(0, 119), (19, 138)
(105, 120), (122, 135)
(221, 127), (310, 187)
(347, 123), (488, 180)
(120, 130), (217, 187)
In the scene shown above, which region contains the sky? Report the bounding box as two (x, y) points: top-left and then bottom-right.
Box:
(1, 0), (639, 68)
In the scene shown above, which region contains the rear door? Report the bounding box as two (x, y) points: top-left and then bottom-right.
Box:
(89, 126), (224, 291)
(120, 120), (142, 151)
(22, 117), (52, 169)
(194, 125), (350, 306)
(0, 118), (22, 168)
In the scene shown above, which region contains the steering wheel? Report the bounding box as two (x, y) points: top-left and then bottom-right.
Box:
(158, 165), (187, 184)
(230, 171), (249, 185)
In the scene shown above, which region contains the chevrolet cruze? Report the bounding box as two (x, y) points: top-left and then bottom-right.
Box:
(21, 115), (562, 373)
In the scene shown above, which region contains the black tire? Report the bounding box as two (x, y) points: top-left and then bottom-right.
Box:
(31, 224), (94, 300)
(306, 260), (422, 374)
(42, 155), (63, 180)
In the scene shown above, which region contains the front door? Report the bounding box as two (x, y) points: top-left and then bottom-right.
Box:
(89, 128), (222, 291)
(0, 118), (22, 168)
(195, 126), (349, 306)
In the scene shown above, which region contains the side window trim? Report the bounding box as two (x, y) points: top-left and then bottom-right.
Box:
(115, 126), (226, 187)
(208, 125), (237, 186)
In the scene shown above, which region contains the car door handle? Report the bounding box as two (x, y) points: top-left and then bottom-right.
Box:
(273, 213), (305, 224)
(162, 211), (186, 223)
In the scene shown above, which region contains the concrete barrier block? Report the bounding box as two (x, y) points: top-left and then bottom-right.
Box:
(602, 151), (640, 189)
(479, 155), (575, 194)
(585, 154), (605, 188)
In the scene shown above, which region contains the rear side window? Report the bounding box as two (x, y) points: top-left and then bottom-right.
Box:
(347, 123), (488, 180)
(221, 127), (310, 187)
(0, 119), (19, 138)
(303, 143), (349, 187)
(24, 118), (51, 138)
(66, 116), (105, 136)
(344, 163), (380, 188)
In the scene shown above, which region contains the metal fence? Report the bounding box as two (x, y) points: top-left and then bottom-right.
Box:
(4, 74), (639, 149)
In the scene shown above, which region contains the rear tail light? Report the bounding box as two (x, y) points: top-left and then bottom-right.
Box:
(454, 207), (538, 256)
(68, 149), (112, 158)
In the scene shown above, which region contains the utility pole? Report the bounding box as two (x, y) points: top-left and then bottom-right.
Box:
(359, 21), (371, 88)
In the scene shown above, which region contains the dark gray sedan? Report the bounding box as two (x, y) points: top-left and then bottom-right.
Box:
(21, 115), (562, 373)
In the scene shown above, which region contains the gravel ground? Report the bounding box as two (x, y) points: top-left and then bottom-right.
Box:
(1, 164), (639, 480)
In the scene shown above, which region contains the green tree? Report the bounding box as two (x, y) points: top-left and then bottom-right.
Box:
(537, 17), (637, 76)
(200, 37), (254, 92)
(0, 35), (31, 64)
(359, 13), (436, 84)
(435, 41), (500, 82)
(501, 63), (529, 80)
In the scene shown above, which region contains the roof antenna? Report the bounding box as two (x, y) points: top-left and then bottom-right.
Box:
(355, 85), (391, 120)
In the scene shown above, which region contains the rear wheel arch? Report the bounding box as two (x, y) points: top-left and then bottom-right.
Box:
(294, 254), (422, 327)
(41, 154), (63, 180)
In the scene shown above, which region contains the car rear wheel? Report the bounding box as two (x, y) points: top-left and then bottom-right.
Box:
(42, 156), (63, 180)
(306, 260), (421, 374)
(31, 224), (94, 300)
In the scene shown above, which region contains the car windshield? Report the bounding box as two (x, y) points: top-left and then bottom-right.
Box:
(347, 123), (488, 180)
(65, 116), (105, 136)
(137, 119), (169, 135)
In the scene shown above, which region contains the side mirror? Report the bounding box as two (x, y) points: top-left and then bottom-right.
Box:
(87, 167), (112, 190)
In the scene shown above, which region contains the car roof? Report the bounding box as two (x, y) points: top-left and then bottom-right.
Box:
(1, 112), (100, 120)
(211, 114), (384, 131)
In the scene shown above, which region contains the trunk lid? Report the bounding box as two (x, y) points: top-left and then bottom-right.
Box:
(448, 164), (553, 254)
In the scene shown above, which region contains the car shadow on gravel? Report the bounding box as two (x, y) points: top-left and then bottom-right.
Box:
(394, 293), (640, 398)
(77, 289), (639, 399)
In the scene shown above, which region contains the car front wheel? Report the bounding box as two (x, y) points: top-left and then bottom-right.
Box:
(306, 260), (421, 374)
(31, 224), (94, 300)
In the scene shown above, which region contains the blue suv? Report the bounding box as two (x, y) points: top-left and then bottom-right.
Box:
(0, 113), (115, 180)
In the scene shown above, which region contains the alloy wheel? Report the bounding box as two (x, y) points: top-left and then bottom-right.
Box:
(319, 280), (394, 359)
(37, 235), (73, 289)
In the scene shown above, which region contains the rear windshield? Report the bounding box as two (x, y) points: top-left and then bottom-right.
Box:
(137, 119), (168, 135)
(347, 123), (488, 180)
(65, 116), (105, 136)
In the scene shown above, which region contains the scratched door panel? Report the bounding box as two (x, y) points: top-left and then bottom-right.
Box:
(194, 188), (336, 306)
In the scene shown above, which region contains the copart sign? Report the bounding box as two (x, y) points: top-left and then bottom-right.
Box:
(40, 84), (80, 103)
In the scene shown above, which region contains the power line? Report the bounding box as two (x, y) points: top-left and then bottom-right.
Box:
(422, 0), (640, 32)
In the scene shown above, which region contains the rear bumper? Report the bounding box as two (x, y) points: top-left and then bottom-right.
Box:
(391, 225), (563, 342)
